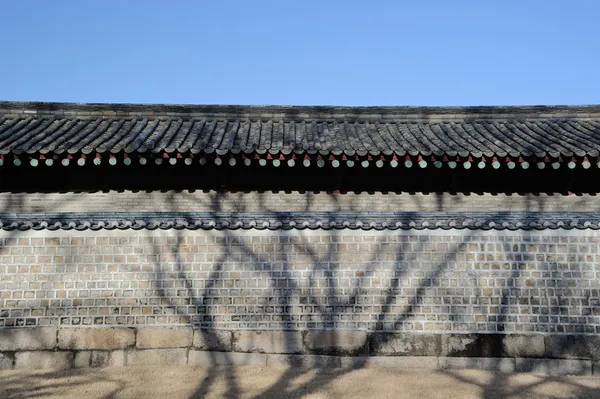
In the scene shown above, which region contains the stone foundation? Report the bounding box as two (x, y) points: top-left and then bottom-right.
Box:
(0, 326), (598, 375)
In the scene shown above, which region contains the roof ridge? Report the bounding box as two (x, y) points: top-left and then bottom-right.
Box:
(1, 101), (600, 120)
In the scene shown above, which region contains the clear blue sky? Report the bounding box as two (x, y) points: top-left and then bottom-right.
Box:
(1, 1), (599, 106)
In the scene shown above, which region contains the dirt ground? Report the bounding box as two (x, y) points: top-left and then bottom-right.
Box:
(1, 365), (600, 399)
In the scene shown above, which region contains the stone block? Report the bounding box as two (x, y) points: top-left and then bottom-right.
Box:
(266, 354), (341, 368)
(441, 334), (503, 357)
(136, 326), (193, 349)
(59, 327), (135, 350)
(0, 353), (13, 370)
(305, 331), (367, 355)
(14, 351), (73, 370)
(0, 327), (57, 351)
(546, 335), (600, 360)
(502, 335), (545, 358)
(91, 351), (126, 367)
(516, 358), (592, 376)
(193, 330), (232, 352)
(233, 331), (302, 354)
(341, 356), (438, 369)
(480, 357), (516, 372)
(438, 357), (483, 370)
(127, 349), (188, 366)
(189, 351), (267, 366)
(370, 333), (441, 356)
(73, 351), (91, 368)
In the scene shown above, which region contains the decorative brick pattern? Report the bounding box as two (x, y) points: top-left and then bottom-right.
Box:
(1, 191), (598, 214)
(1, 229), (599, 334)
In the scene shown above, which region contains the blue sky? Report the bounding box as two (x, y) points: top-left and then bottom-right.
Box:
(1, 1), (599, 106)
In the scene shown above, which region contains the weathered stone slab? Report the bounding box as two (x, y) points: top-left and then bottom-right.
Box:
(267, 354), (342, 368)
(438, 357), (483, 370)
(516, 358), (592, 376)
(189, 351), (267, 366)
(480, 357), (516, 372)
(193, 330), (232, 352)
(370, 333), (441, 356)
(14, 351), (73, 370)
(58, 327), (135, 350)
(136, 327), (193, 349)
(545, 335), (600, 360)
(91, 351), (126, 367)
(233, 331), (302, 354)
(502, 335), (545, 358)
(341, 356), (438, 369)
(441, 334), (503, 357)
(73, 351), (91, 368)
(127, 349), (188, 366)
(0, 327), (57, 351)
(305, 331), (367, 355)
(0, 353), (13, 370)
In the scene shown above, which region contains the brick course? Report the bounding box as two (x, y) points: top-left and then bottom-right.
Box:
(1, 229), (599, 334)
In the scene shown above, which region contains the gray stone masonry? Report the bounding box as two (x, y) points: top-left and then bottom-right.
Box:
(2, 228), (600, 334)
(0, 326), (597, 375)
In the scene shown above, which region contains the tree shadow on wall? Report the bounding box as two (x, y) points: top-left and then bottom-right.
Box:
(0, 192), (599, 397)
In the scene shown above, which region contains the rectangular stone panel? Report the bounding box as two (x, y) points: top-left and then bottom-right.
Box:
(136, 327), (193, 349)
(370, 333), (441, 356)
(305, 331), (368, 355)
(188, 351), (267, 366)
(233, 331), (303, 354)
(58, 327), (135, 350)
(193, 330), (232, 351)
(0, 328), (57, 351)
(127, 348), (188, 366)
(14, 351), (73, 370)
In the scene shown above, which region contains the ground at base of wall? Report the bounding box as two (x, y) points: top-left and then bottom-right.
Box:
(2, 365), (600, 399)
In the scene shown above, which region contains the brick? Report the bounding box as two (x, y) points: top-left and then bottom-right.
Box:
(370, 333), (441, 356)
(189, 351), (266, 366)
(305, 331), (367, 355)
(233, 331), (302, 354)
(502, 335), (545, 358)
(266, 354), (341, 368)
(58, 327), (135, 350)
(545, 335), (600, 360)
(341, 356), (438, 369)
(127, 349), (188, 366)
(73, 351), (91, 368)
(0, 327), (57, 351)
(14, 351), (73, 370)
(91, 351), (126, 367)
(441, 334), (503, 357)
(0, 353), (13, 370)
(516, 358), (592, 376)
(193, 330), (232, 351)
(136, 326), (193, 349)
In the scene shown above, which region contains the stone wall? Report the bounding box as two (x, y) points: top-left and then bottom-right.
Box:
(1, 228), (600, 373)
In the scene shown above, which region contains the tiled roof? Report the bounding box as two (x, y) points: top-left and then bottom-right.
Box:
(2, 211), (600, 230)
(2, 102), (600, 168)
